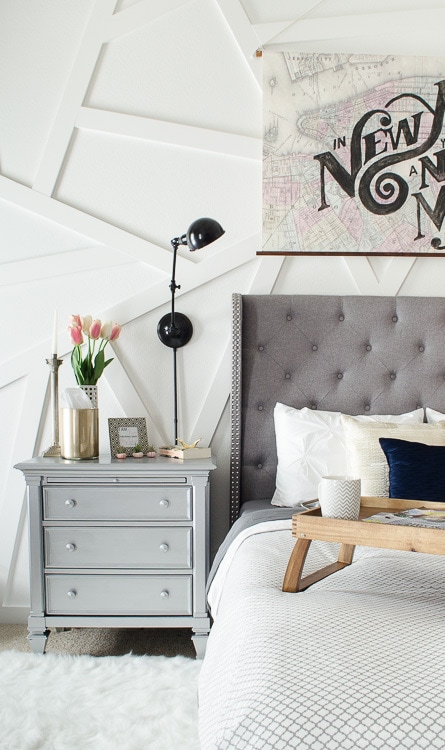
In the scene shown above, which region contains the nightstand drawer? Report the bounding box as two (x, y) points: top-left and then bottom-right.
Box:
(46, 574), (192, 615)
(44, 527), (192, 568)
(43, 486), (192, 521)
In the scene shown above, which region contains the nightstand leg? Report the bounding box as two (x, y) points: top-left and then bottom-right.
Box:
(27, 629), (49, 654)
(192, 629), (209, 659)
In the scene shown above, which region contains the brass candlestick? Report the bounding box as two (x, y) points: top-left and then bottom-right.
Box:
(43, 354), (63, 457)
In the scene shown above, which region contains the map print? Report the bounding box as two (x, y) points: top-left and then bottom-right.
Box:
(262, 52), (445, 255)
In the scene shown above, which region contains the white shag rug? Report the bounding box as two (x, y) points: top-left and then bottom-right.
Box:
(0, 650), (201, 750)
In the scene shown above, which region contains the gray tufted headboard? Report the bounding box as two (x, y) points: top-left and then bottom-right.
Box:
(230, 293), (445, 525)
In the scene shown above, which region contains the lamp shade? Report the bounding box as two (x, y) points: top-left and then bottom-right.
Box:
(185, 217), (225, 251)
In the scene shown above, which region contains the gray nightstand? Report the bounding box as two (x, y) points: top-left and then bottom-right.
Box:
(15, 455), (216, 658)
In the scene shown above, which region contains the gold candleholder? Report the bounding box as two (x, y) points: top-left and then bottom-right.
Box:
(43, 354), (63, 457)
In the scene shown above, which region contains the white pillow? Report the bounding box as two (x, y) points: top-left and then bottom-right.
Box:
(271, 403), (424, 507)
(342, 416), (445, 497)
(426, 407), (445, 424)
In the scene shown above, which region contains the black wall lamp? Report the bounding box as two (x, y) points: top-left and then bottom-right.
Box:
(157, 217), (225, 445)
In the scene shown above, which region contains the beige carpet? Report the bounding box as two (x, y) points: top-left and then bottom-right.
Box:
(0, 624), (196, 658)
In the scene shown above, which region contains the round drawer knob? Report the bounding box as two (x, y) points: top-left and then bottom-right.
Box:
(159, 499), (170, 508)
(160, 590), (170, 599)
(159, 543), (169, 552)
(67, 590), (77, 599)
(65, 499), (76, 508)
(65, 543), (76, 552)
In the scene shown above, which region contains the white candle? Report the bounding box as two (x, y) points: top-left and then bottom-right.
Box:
(52, 310), (58, 354)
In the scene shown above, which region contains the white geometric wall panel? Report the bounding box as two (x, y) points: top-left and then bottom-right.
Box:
(1, 0), (445, 622)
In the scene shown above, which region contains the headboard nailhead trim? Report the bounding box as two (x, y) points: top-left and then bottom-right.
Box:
(230, 293), (242, 526)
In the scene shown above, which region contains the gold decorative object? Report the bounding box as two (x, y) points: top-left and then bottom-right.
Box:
(176, 437), (202, 449)
(60, 407), (99, 460)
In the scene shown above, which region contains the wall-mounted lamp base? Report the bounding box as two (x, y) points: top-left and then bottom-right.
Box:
(157, 313), (193, 349)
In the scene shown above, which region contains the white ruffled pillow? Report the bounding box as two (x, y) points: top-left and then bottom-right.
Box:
(271, 403), (424, 507)
(342, 416), (445, 497)
(426, 407), (445, 424)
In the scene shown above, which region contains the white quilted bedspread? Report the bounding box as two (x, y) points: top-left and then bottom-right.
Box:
(198, 521), (445, 749)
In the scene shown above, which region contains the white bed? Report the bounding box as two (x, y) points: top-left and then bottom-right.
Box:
(198, 294), (445, 749)
(200, 524), (445, 748)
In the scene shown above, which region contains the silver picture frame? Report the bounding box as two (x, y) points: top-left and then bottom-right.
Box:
(108, 417), (149, 456)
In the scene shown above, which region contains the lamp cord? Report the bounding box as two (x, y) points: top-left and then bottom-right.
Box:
(173, 346), (179, 445)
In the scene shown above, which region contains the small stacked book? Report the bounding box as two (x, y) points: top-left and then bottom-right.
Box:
(159, 446), (212, 459)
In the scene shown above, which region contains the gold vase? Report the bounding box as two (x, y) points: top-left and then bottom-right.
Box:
(60, 408), (99, 460)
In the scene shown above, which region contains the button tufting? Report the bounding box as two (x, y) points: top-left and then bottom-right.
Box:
(258, 405), (264, 411)
(285, 373), (291, 380)
(337, 373), (343, 379)
(392, 315), (398, 322)
(364, 405), (370, 411)
(310, 404), (317, 410)
(312, 345), (318, 351)
(286, 315), (292, 321)
(258, 345), (264, 351)
(257, 463), (263, 469)
(419, 345), (425, 352)
(339, 315), (345, 321)
(390, 373), (396, 380)
(366, 344), (372, 351)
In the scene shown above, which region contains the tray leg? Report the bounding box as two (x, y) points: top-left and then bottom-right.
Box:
(338, 543), (355, 565)
(283, 540), (358, 593)
(282, 538), (311, 592)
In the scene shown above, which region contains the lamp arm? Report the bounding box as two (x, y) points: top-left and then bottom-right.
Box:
(169, 235), (188, 328)
(170, 239), (179, 327)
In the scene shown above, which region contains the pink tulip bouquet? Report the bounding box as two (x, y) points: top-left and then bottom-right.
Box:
(68, 314), (122, 386)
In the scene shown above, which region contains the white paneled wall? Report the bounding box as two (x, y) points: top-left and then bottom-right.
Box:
(1, 0), (445, 622)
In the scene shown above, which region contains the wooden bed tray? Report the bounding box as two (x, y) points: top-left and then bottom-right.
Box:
(282, 496), (445, 593)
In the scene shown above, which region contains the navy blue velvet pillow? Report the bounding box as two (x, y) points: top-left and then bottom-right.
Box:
(379, 437), (445, 502)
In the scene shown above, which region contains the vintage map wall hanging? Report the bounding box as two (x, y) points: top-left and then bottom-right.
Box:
(261, 52), (445, 255)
